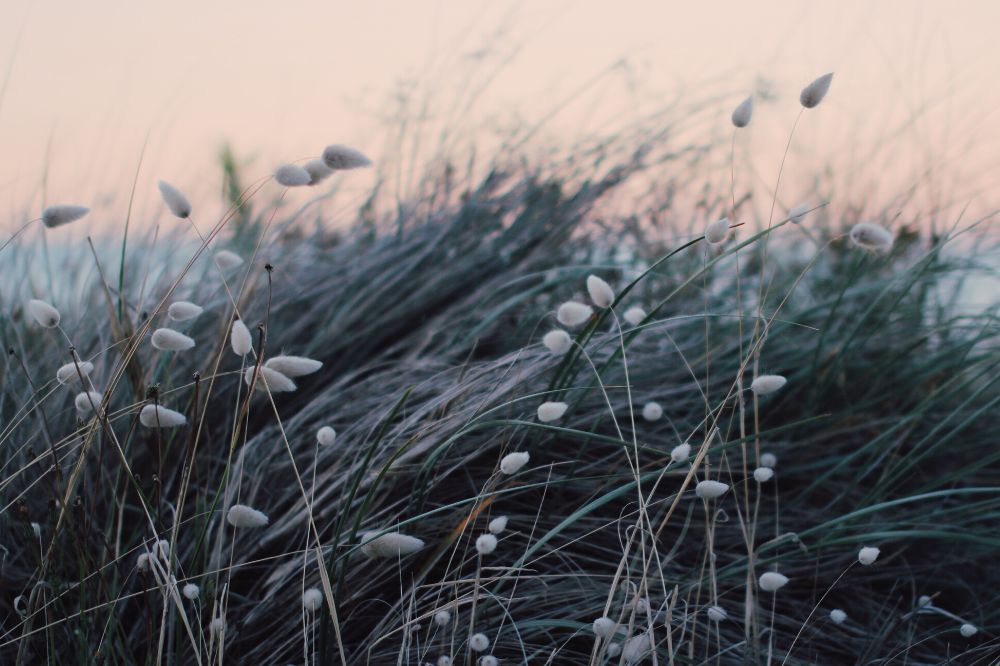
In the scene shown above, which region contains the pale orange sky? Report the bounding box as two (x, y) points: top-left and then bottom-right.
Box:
(0, 0), (998, 229)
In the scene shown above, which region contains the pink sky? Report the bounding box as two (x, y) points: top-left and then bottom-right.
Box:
(1, 0), (997, 229)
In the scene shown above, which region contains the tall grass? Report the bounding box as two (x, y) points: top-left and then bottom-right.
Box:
(0, 90), (998, 666)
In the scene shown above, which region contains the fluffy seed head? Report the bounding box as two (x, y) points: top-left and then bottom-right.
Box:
(158, 181), (192, 218)
(322, 144), (372, 170)
(488, 515), (508, 534)
(154, 539), (170, 560)
(210, 616), (225, 635)
(302, 588), (323, 611)
(274, 164), (312, 187)
(359, 531), (424, 558)
(623, 306), (646, 326)
(696, 480), (730, 499)
(542, 329), (572, 354)
(707, 605), (727, 622)
(750, 374), (787, 395)
(849, 222), (893, 252)
(437, 657), (452, 666)
(434, 610), (451, 626)
(671, 443), (691, 463)
(858, 546), (880, 566)
(182, 583), (200, 600)
(537, 401), (568, 422)
(918, 595), (932, 607)
(475, 533), (498, 555)
(705, 217), (730, 244)
(140, 404), (187, 428)
(759, 571), (789, 592)
(800, 72), (834, 108)
(167, 301), (203, 321)
(592, 616), (616, 638)
(731, 95), (753, 127)
(641, 401), (662, 422)
(788, 203), (811, 224)
(760, 452), (777, 468)
(500, 451), (530, 475)
(227, 504), (269, 528)
(829, 608), (847, 624)
(75, 391), (103, 414)
(317, 426), (337, 446)
(42, 204), (89, 228)
(137, 553), (150, 571)
(754, 467), (774, 483)
(960, 623), (978, 638)
(622, 632), (652, 663)
(304, 159), (334, 184)
(57, 361), (93, 384)
(244, 366), (297, 393)
(230, 319), (253, 356)
(214, 249), (244, 271)
(152, 328), (195, 351)
(265, 355), (322, 377)
(27, 299), (60, 327)
(606, 643), (621, 658)
(586, 275), (615, 308)
(556, 301), (593, 328)
(469, 633), (489, 652)
(480, 657), (498, 666)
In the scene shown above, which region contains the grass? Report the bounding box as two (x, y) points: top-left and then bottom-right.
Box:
(0, 94), (998, 666)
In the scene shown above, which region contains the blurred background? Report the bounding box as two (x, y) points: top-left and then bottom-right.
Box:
(0, 0), (998, 228)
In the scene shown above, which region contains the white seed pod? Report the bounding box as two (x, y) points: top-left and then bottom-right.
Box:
(542, 329), (572, 354)
(829, 608), (847, 624)
(434, 610), (451, 627)
(556, 301), (593, 328)
(849, 222), (893, 252)
(858, 546), (880, 566)
(227, 504), (269, 528)
(274, 164), (312, 187)
(917, 595), (932, 607)
(800, 72), (834, 109)
(750, 374), (787, 395)
(322, 144), (372, 170)
(623, 306), (646, 326)
(265, 355), (322, 377)
(500, 451), (530, 475)
(437, 657), (452, 666)
(214, 249), (244, 271)
(760, 452), (777, 468)
(754, 467), (774, 483)
(634, 597), (649, 614)
(154, 539), (170, 560)
(244, 366), (297, 393)
(31, 522), (41, 539)
(480, 657), (498, 666)
(695, 480), (730, 499)
(488, 515), (508, 535)
(57, 361), (94, 384)
(75, 390), (103, 415)
(137, 552), (150, 572)
(671, 443), (691, 463)
(788, 203), (811, 224)
(475, 533), (497, 556)
(168, 301), (203, 321)
(622, 632), (652, 663)
(151, 328), (196, 351)
(317, 426), (337, 446)
(359, 531), (424, 558)
(304, 159), (334, 184)
(606, 643), (621, 658)
(707, 605), (727, 622)
(27, 299), (61, 327)
(469, 633), (489, 652)
(960, 623), (978, 638)
(641, 401), (663, 422)
(704, 217), (730, 245)
(592, 616), (616, 638)
(759, 571), (789, 592)
(140, 404), (187, 428)
(210, 616), (226, 635)
(230, 318), (253, 356)
(158, 181), (192, 219)
(586, 275), (615, 308)
(182, 583), (200, 600)
(731, 95), (753, 128)
(302, 587), (323, 611)
(537, 401), (568, 422)
(42, 204), (89, 228)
